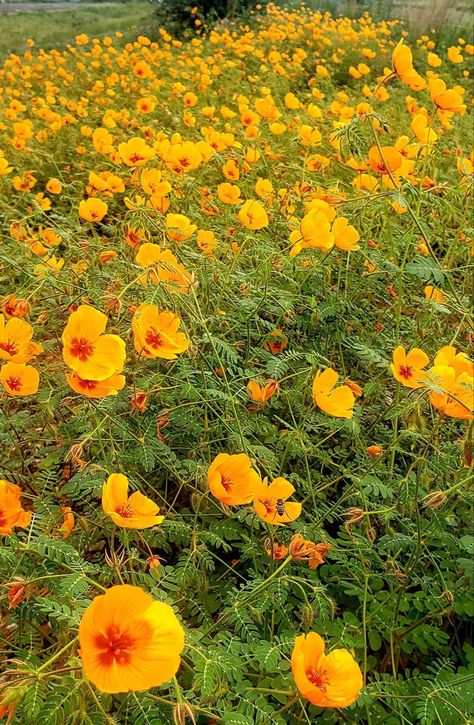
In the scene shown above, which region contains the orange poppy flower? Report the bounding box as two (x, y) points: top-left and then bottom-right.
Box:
(135, 243), (193, 293)
(0, 315), (42, 363)
(312, 368), (355, 419)
(291, 632), (363, 708)
(0, 362), (39, 396)
(253, 477), (301, 525)
(426, 366), (473, 420)
(118, 137), (154, 167)
(102, 473), (164, 529)
(391, 40), (426, 90)
(79, 584), (184, 693)
(433, 346), (473, 376)
(66, 371), (126, 398)
(246, 379), (278, 404)
(208, 453), (261, 505)
(289, 210), (335, 257)
(390, 346), (429, 388)
(165, 213), (197, 242)
(217, 182), (242, 204)
(367, 145), (402, 176)
(79, 198), (108, 223)
(237, 199), (269, 230)
(132, 304), (189, 360)
(62, 305), (126, 381)
(0, 480), (32, 535)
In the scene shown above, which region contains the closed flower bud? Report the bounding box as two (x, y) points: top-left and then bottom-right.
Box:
(366, 445), (383, 457)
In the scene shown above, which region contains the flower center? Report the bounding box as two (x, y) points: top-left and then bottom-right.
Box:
(96, 625), (134, 666)
(115, 504), (133, 518)
(6, 376), (22, 391)
(129, 153), (145, 164)
(0, 340), (18, 356)
(263, 499), (275, 515)
(307, 667), (329, 688)
(145, 328), (163, 349)
(70, 337), (95, 361)
(221, 475), (232, 492)
(398, 364), (413, 380)
(77, 378), (97, 391)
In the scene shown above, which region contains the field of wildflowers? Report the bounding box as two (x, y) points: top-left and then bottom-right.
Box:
(0, 3), (473, 723)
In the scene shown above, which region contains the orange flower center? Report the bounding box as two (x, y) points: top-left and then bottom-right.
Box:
(398, 364), (413, 380)
(307, 666), (329, 688)
(6, 376), (22, 391)
(115, 504), (133, 518)
(179, 156), (190, 168)
(0, 340), (18, 356)
(96, 625), (134, 666)
(129, 153), (145, 164)
(70, 337), (95, 361)
(145, 328), (163, 349)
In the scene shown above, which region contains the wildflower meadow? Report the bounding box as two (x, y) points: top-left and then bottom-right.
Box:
(0, 3), (473, 723)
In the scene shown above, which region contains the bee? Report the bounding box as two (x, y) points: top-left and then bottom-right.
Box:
(274, 498), (286, 517)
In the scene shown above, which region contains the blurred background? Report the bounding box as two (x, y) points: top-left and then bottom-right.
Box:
(0, 0), (471, 57)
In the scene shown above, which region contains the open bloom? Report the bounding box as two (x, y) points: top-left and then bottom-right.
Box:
(165, 213), (197, 242)
(238, 199), (269, 230)
(0, 480), (32, 535)
(0, 315), (42, 363)
(0, 362), (39, 396)
(312, 368), (355, 419)
(66, 371), (126, 398)
(208, 453), (261, 505)
(426, 366), (473, 420)
(118, 137), (154, 167)
(135, 243), (193, 293)
(79, 198), (108, 222)
(79, 584), (184, 693)
(291, 632), (363, 708)
(62, 305), (126, 381)
(390, 346), (429, 388)
(102, 473), (164, 529)
(289, 209), (335, 256)
(253, 477), (301, 525)
(433, 346), (473, 377)
(132, 304), (189, 360)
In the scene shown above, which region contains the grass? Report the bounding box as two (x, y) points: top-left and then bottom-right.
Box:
(0, 2), (155, 55)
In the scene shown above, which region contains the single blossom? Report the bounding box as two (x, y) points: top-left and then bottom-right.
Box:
(102, 473), (164, 529)
(291, 632), (363, 708)
(79, 584), (184, 693)
(208, 453), (261, 505)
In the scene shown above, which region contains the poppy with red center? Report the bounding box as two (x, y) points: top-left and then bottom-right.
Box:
(291, 632), (363, 708)
(0, 362), (39, 397)
(208, 453), (261, 506)
(253, 477), (301, 526)
(0, 315), (42, 363)
(102, 473), (164, 529)
(78, 584), (184, 693)
(390, 346), (429, 389)
(66, 371), (125, 399)
(132, 303), (189, 360)
(62, 305), (126, 382)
